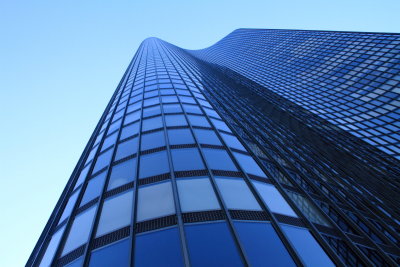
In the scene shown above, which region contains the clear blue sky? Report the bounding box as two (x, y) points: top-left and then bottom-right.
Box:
(0, 0), (399, 266)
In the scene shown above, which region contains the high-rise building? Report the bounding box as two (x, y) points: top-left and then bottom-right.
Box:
(28, 29), (400, 267)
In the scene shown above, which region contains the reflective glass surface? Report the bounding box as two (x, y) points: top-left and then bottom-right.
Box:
(134, 228), (184, 266)
(177, 177), (220, 212)
(171, 148), (204, 171)
(216, 177), (261, 210)
(96, 190), (133, 237)
(234, 222), (295, 267)
(137, 181), (175, 221)
(89, 238), (130, 267)
(185, 222), (243, 267)
(139, 151), (169, 178)
(107, 158), (136, 190)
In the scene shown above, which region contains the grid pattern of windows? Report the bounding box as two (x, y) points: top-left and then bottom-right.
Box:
(29, 29), (400, 267)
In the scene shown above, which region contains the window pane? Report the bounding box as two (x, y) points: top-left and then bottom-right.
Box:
(115, 137), (138, 161)
(215, 177), (261, 210)
(59, 189), (81, 223)
(221, 133), (246, 151)
(108, 158), (136, 190)
(101, 132), (118, 151)
(188, 115), (210, 127)
(252, 181), (297, 217)
(194, 129), (221, 145)
(177, 178), (220, 212)
(96, 190), (133, 237)
(163, 104), (182, 113)
(144, 97), (159, 107)
(171, 148), (204, 171)
(75, 164), (90, 190)
(211, 118), (231, 132)
(39, 226), (66, 267)
(134, 228), (184, 266)
(142, 116), (163, 132)
(204, 108), (221, 119)
(139, 151), (169, 178)
(281, 225), (335, 267)
(185, 222), (243, 267)
(93, 149), (114, 173)
(124, 110), (140, 125)
(162, 95), (178, 103)
(141, 131), (165, 151)
(107, 119), (122, 135)
(168, 129), (194, 145)
(62, 205), (97, 255)
(137, 181), (175, 221)
(89, 238), (130, 267)
(183, 104), (202, 114)
(234, 222), (295, 267)
(80, 172), (106, 206)
(143, 105), (161, 117)
(165, 115), (187, 127)
(120, 122), (139, 140)
(233, 152), (266, 177)
(203, 149), (237, 171)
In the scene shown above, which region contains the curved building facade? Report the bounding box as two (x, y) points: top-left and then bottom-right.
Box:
(28, 29), (400, 267)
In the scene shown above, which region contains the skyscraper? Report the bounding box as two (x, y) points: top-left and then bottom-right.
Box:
(28, 29), (400, 267)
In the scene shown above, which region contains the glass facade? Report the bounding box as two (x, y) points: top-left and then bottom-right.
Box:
(29, 29), (400, 267)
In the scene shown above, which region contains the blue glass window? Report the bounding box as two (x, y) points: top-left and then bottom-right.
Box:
(185, 222), (243, 267)
(120, 122), (139, 140)
(62, 205), (97, 255)
(204, 108), (221, 119)
(107, 158), (136, 190)
(127, 102), (141, 113)
(215, 177), (261, 210)
(168, 129), (195, 145)
(96, 190), (133, 237)
(203, 149), (237, 171)
(233, 152), (266, 177)
(144, 97), (159, 107)
(194, 129), (221, 145)
(89, 238), (130, 267)
(221, 133), (246, 151)
(115, 137), (138, 161)
(142, 116), (163, 132)
(137, 181), (175, 221)
(124, 110), (140, 125)
(139, 151), (169, 178)
(143, 105), (161, 117)
(101, 132), (118, 151)
(93, 149), (113, 173)
(107, 119), (122, 135)
(177, 177), (220, 212)
(163, 103), (182, 113)
(165, 115), (187, 127)
(59, 189), (81, 223)
(188, 115), (210, 127)
(171, 148), (204, 171)
(211, 118), (231, 132)
(281, 225), (335, 267)
(39, 226), (66, 267)
(162, 95), (178, 103)
(80, 172), (106, 206)
(234, 222), (295, 267)
(183, 104), (202, 114)
(141, 131), (165, 151)
(252, 181), (297, 217)
(74, 164), (89, 189)
(179, 96), (196, 104)
(160, 89), (175, 95)
(134, 228), (184, 266)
